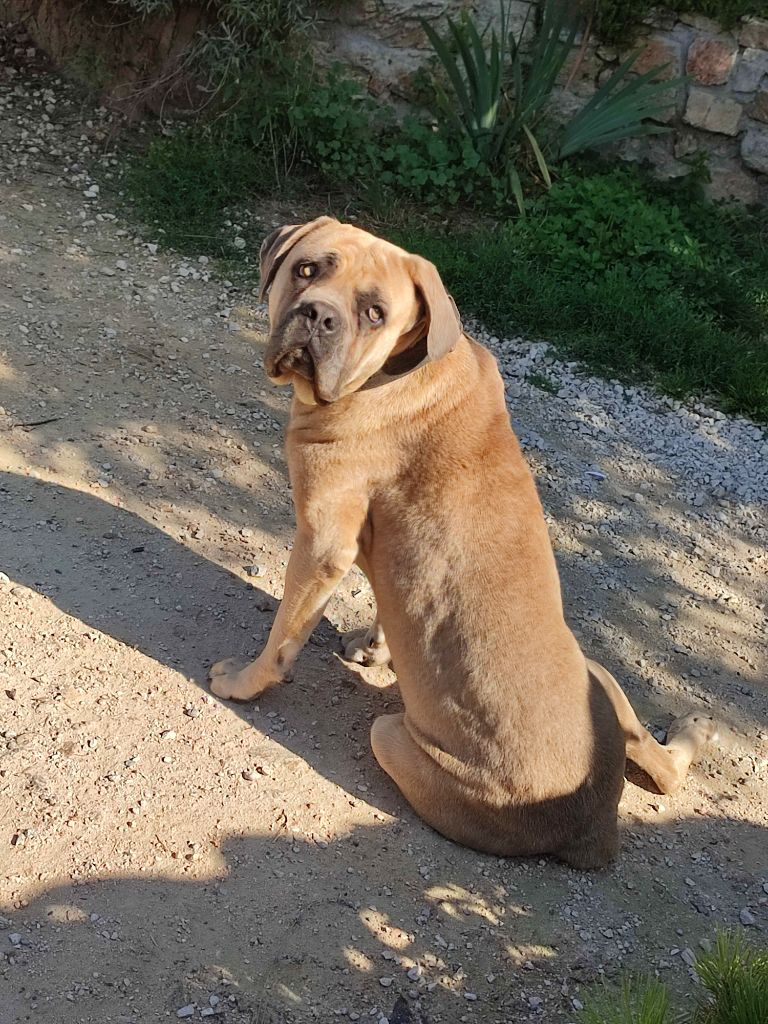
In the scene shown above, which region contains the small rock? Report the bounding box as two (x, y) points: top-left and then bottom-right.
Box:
(176, 1006), (195, 1019)
(739, 908), (756, 927)
(379, 976), (394, 987)
(242, 769), (260, 781)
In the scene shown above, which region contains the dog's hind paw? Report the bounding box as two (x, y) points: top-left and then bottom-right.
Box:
(342, 628), (392, 667)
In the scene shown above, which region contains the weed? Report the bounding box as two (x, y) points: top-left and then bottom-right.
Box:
(527, 372), (558, 394)
(694, 931), (768, 1024)
(578, 932), (768, 1024)
(581, 975), (673, 1024)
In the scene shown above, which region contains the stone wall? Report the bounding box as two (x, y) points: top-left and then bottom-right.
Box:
(3, 0), (767, 202)
(317, 3), (768, 204)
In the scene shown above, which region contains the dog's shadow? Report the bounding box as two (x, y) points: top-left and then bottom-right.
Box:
(0, 470), (405, 816)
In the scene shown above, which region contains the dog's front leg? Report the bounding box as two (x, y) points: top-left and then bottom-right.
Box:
(210, 516), (362, 701)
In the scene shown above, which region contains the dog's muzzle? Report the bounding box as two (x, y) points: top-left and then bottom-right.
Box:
(265, 300), (346, 401)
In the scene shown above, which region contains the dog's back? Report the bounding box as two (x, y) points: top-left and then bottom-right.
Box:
(357, 337), (626, 862)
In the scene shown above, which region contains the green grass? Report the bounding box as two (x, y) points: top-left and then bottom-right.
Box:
(392, 228), (768, 419)
(122, 130), (768, 421)
(581, 976), (672, 1024)
(695, 932), (768, 1024)
(579, 932), (768, 1024)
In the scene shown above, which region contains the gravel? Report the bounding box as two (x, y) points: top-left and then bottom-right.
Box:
(470, 325), (768, 505)
(0, 23), (765, 1024)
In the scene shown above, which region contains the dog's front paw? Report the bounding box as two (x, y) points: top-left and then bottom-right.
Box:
(209, 656), (281, 702)
(342, 629), (392, 667)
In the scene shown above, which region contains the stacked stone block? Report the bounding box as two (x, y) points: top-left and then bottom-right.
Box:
(317, 4), (768, 204)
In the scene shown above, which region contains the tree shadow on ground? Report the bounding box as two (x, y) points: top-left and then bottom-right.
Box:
(0, 470), (405, 818)
(2, 814), (766, 1024)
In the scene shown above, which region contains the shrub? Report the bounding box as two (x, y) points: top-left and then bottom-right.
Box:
(393, 167), (768, 419)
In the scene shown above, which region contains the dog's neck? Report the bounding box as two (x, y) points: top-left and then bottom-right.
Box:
(358, 335), (430, 392)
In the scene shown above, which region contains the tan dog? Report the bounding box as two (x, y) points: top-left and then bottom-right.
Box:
(210, 216), (718, 869)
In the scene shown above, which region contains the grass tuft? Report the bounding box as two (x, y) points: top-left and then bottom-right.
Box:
(694, 931), (768, 1024)
(581, 976), (673, 1024)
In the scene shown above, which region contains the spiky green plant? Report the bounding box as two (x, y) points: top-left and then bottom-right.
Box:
(422, 0), (682, 210)
(694, 931), (768, 1024)
(558, 51), (683, 158)
(580, 976), (673, 1024)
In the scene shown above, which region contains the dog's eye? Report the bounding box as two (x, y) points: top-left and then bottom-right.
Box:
(297, 262), (317, 279)
(367, 306), (384, 324)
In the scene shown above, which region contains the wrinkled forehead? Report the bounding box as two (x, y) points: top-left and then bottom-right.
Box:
(284, 225), (415, 297)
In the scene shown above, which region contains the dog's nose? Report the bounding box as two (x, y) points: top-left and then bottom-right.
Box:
(301, 301), (340, 337)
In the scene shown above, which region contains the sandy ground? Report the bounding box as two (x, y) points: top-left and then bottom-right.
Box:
(1, 36), (766, 1024)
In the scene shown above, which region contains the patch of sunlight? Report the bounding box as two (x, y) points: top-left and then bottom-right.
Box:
(360, 908), (412, 950)
(424, 883), (501, 926)
(0, 359), (16, 382)
(0, 242), (20, 264)
(343, 946), (374, 973)
(505, 942), (556, 966)
(64, 245), (90, 262)
(44, 904), (90, 924)
(273, 983), (301, 1005)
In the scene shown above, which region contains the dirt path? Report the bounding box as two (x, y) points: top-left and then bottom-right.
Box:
(1, 38), (766, 1024)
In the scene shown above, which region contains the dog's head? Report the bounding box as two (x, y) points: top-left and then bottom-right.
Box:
(258, 217), (462, 405)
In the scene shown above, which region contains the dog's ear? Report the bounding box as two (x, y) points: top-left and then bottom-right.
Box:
(259, 216), (337, 302)
(410, 255), (462, 361)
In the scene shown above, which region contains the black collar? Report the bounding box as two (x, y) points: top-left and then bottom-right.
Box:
(358, 336), (430, 392)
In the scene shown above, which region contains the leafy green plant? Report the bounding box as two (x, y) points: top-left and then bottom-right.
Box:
(394, 165), (768, 419)
(557, 52), (680, 158)
(422, 0), (575, 204)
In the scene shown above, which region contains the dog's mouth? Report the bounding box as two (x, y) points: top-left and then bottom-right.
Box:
(273, 344), (315, 382)
(267, 342), (334, 406)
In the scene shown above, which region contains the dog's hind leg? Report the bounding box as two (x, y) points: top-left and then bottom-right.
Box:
(344, 617), (391, 666)
(371, 712), (619, 867)
(587, 660), (718, 795)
